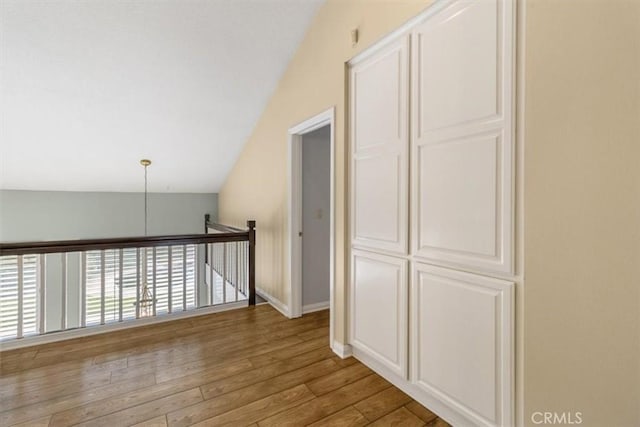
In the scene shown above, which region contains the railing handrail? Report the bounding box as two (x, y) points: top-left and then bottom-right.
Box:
(204, 214), (245, 233)
(0, 220), (257, 343)
(0, 231), (249, 256)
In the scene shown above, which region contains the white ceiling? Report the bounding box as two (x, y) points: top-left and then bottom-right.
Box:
(0, 0), (323, 193)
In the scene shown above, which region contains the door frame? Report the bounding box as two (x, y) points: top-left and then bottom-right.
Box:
(287, 107), (335, 340)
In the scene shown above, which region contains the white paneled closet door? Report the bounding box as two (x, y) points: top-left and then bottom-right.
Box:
(411, 0), (514, 275)
(348, 1), (515, 426)
(411, 262), (514, 426)
(408, 0), (515, 425)
(350, 35), (409, 256)
(351, 250), (408, 378)
(349, 34), (410, 377)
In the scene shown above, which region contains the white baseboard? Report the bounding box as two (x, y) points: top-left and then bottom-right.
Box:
(352, 347), (478, 427)
(0, 301), (247, 352)
(302, 301), (330, 314)
(331, 340), (353, 359)
(256, 289), (291, 318)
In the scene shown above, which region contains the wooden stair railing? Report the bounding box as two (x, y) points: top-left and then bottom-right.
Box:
(0, 220), (256, 342)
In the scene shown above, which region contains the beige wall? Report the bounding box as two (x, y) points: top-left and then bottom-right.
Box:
(524, 0), (640, 426)
(221, 0), (640, 426)
(219, 0), (432, 342)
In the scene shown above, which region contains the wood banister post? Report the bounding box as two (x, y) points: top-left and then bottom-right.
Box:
(247, 220), (256, 306)
(204, 214), (210, 260)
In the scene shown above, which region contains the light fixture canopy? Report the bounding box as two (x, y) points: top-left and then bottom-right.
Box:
(140, 159), (152, 167)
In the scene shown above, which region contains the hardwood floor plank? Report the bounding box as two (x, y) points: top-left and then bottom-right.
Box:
(0, 305), (445, 427)
(156, 336), (302, 383)
(305, 362), (372, 396)
(330, 355), (359, 368)
(3, 307), (281, 373)
(426, 417), (452, 427)
(368, 406), (425, 426)
(167, 358), (338, 427)
(74, 388), (203, 427)
(0, 373), (157, 426)
(307, 406), (369, 427)
(109, 334), (275, 383)
(353, 386), (412, 421)
(0, 369), (112, 411)
(0, 356), (126, 388)
(131, 415), (168, 427)
(189, 384), (315, 427)
(48, 359), (251, 427)
(248, 336), (328, 368)
(256, 374), (391, 426)
(296, 326), (329, 341)
(404, 401), (439, 424)
(200, 346), (335, 399)
(11, 415), (52, 427)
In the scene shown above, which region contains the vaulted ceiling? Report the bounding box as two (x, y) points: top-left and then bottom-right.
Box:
(0, 0), (323, 193)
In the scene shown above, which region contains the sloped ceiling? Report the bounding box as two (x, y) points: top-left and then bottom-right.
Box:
(0, 0), (323, 193)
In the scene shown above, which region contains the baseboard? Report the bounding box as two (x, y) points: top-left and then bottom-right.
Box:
(352, 347), (481, 427)
(302, 301), (330, 314)
(256, 289), (291, 318)
(331, 340), (353, 359)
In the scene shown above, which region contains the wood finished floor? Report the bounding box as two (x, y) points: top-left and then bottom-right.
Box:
(0, 305), (450, 426)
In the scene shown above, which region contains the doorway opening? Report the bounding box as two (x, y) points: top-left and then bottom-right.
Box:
(287, 107), (335, 346)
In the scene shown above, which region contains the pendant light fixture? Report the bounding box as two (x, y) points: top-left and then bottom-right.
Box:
(137, 159), (154, 317)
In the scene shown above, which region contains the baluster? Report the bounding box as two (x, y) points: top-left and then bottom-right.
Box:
(61, 253), (67, 330)
(136, 248), (141, 319)
(242, 241), (246, 297)
(222, 242), (227, 304)
(17, 255), (23, 338)
(195, 245), (200, 308)
(246, 240), (250, 297)
(168, 246), (173, 313)
(38, 254), (46, 334)
(208, 243), (217, 305)
(182, 245), (187, 310)
(100, 250), (105, 325)
(248, 220), (256, 306)
(235, 242), (239, 302)
(80, 252), (86, 328)
(118, 249), (124, 322)
(152, 247), (157, 316)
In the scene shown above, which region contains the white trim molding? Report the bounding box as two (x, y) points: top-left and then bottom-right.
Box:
(302, 301), (330, 314)
(287, 107), (336, 345)
(331, 340), (353, 359)
(256, 289), (291, 318)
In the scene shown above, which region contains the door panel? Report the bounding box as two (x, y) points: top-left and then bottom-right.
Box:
(353, 154), (401, 245)
(351, 250), (407, 378)
(416, 0), (500, 133)
(411, 0), (514, 274)
(411, 262), (513, 426)
(350, 35), (409, 255)
(417, 131), (501, 257)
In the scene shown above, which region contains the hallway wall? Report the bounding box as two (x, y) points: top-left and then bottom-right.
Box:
(523, 1), (640, 426)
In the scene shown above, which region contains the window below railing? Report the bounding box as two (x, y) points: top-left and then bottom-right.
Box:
(0, 255), (38, 339)
(0, 220), (255, 343)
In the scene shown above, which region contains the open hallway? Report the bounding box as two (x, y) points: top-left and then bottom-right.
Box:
(0, 305), (450, 426)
